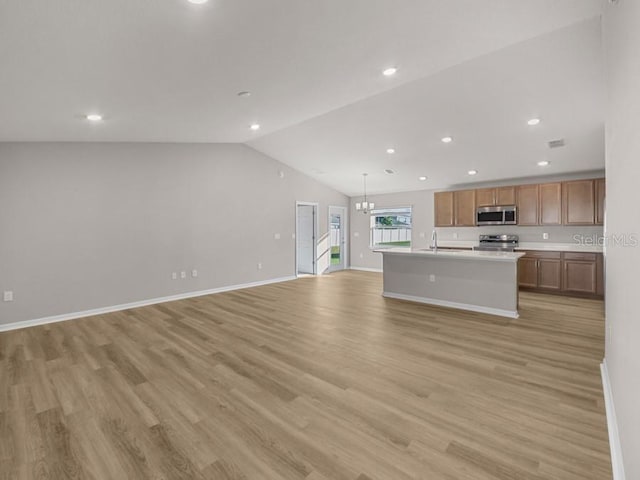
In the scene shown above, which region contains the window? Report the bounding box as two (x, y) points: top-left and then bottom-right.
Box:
(370, 206), (412, 248)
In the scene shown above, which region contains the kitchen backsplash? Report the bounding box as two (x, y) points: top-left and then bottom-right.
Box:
(435, 225), (604, 244)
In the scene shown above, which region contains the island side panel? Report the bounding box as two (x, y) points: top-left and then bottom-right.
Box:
(381, 253), (519, 316)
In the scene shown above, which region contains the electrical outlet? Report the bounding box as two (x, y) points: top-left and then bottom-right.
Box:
(192, 269), (198, 278)
(359, 253), (364, 259)
(180, 271), (186, 279)
(257, 262), (263, 270)
(3, 291), (14, 302)
(274, 233), (281, 240)
(543, 232), (549, 240)
(291, 233), (296, 239)
(419, 232), (425, 239)
(453, 233), (458, 239)
(171, 272), (177, 280)
(429, 274), (436, 282)
(354, 232), (360, 237)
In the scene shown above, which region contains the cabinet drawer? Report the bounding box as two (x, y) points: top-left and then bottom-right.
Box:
(520, 250), (562, 259)
(563, 252), (597, 261)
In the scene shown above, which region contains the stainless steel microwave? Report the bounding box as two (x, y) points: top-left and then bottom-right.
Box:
(476, 205), (517, 225)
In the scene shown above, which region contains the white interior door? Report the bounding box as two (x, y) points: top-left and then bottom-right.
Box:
(296, 204), (316, 274)
(329, 206), (347, 271)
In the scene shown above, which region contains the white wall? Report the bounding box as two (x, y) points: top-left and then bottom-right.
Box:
(0, 142), (348, 325)
(603, 1), (640, 478)
(350, 189), (434, 270)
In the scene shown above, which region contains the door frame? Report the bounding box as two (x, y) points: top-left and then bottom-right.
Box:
(328, 205), (348, 271)
(295, 201), (319, 276)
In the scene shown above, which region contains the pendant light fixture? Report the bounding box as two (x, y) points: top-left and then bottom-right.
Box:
(355, 173), (374, 214)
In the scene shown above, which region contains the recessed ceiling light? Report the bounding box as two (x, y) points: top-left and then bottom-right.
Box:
(528, 118), (541, 126)
(249, 124), (261, 131)
(237, 91), (251, 97)
(188, 0), (208, 4)
(384, 169), (395, 175)
(441, 136), (453, 143)
(386, 148), (395, 154)
(86, 114), (103, 122)
(419, 176), (427, 181)
(537, 160), (550, 166)
(467, 170), (478, 176)
(382, 67), (397, 76)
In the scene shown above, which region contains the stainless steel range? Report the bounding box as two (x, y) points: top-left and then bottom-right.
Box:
(474, 234), (519, 252)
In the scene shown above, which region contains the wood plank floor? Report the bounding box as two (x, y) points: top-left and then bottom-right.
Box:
(0, 271), (611, 479)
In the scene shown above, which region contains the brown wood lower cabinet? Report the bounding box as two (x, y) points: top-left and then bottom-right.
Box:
(563, 252), (598, 294)
(518, 250), (603, 298)
(518, 257), (538, 288)
(538, 258), (562, 290)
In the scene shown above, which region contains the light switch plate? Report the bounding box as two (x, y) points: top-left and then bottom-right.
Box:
(3, 291), (14, 302)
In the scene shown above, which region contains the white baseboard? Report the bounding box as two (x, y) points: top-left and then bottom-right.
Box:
(350, 266), (383, 273)
(601, 360), (626, 480)
(0, 276), (297, 333)
(382, 291), (519, 319)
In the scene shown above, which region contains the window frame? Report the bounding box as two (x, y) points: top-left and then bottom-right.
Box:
(369, 206), (413, 249)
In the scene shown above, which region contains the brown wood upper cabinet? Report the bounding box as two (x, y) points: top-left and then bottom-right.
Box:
(434, 177), (604, 227)
(476, 186), (516, 207)
(596, 178), (605, 225)
(496, 186), (516, 206)
(539, 183), (562, 225)
(563, 179), (596, 225)
(516, 184), (539, 226)
(476, 188), (496, 207)
(434, 191), (454, 227)
(454, 190), (476, 226)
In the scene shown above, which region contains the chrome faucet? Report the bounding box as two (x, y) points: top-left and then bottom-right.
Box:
(430, 229), (438, 251)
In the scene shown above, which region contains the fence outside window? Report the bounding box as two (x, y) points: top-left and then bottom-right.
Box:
(370, 207), (412, 248)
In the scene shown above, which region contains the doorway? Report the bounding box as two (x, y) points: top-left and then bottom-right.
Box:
(329, 206), (347, 272)
(296, 202), (318, 275)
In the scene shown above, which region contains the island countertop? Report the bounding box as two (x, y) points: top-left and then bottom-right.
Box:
(374, 247), (525, 262)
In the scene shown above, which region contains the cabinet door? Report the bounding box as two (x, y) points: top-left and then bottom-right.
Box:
(434, 191), (454, 227)
(563, 260), (597, 294)
(563, 179), (595, 225)
(539, 183), (562, 225)
(517, 185), (539, 225)
(496, 186), (516, 206)
(476, 188), (496, 207)
(538, 259), (562, 290)
(454, 190), (476, 226)
(518, 257), (538, 288)
(596, 178), (606, 226)
(596, 253), (605, 296)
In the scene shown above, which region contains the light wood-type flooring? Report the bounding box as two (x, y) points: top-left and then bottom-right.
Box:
(0, 270), (611, 479)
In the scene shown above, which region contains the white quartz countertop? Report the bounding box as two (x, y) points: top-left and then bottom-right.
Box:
(434, 241), (603, 253)
(375, 247), (525, 262)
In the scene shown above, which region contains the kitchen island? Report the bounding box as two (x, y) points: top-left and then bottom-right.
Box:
(376, 247), (525, 318)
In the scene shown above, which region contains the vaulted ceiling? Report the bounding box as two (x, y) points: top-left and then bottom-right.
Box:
(0, 0), (604, 194)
